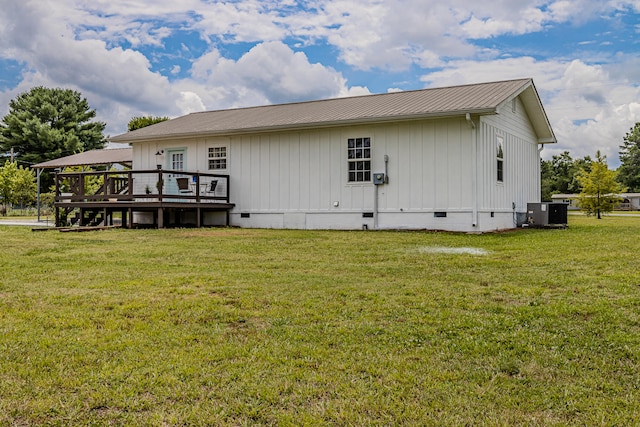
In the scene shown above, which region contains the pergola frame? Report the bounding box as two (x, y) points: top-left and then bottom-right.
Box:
(31, 148), (133, 222)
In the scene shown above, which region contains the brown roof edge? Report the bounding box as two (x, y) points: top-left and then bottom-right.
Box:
(32, 148), (133, 169)
(109, 78), (545, 144)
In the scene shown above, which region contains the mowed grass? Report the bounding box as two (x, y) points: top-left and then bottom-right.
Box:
(1, 217), (639, 426)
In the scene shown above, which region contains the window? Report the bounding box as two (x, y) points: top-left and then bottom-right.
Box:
(347, 137), (371, 182)
(208, 146), (227, 170)
(171, 152), (184, 171)
(496, 137), (504, 182)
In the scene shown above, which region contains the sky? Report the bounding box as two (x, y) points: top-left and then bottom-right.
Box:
(0, 0), (639, 167)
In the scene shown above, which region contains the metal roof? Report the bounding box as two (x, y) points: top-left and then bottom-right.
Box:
(110, 78), (556, 144)
(32, 148), (133, 169)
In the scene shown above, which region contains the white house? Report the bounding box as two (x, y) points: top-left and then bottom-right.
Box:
(110, 78), (556, 232)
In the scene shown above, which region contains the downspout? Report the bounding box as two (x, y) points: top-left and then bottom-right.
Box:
(538, 144), (544, 202)
(466, 113), (478, 228)
(374, 184), (378, 229)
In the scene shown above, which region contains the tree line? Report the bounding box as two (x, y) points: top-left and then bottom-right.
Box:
(542, 123), (640, 200)
(0, 86), (638, 217)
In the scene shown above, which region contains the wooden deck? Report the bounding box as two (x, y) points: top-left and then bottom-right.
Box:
(54, 170), (234, 228)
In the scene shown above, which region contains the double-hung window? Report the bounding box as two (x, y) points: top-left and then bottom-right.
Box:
(347, 137), (371, 182)
(208, 146), (227, 170)
(496, 136), (504, 182)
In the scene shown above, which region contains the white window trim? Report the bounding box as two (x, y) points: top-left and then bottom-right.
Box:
(207, 145), (228, 171)
(496, 136), (504, 183)
(347, 137), (372, 183)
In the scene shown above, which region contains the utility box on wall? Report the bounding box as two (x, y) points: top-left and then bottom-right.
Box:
(373, 173), (385, 185)
(526, 202), (568, 228)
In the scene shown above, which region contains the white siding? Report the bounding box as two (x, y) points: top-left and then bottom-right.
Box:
(224, 118), (476, 229)
(131, 107), (542, 232)
(476, 96), (541, 229)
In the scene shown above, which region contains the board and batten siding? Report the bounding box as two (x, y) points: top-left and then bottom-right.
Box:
(226, 118), (475, 229)
(476, 96), (541, 229)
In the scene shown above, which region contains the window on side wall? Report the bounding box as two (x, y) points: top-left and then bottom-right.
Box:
(347, 137), (371, 182)
(208, 146), (227, 170)
(496, 136), (504, 183)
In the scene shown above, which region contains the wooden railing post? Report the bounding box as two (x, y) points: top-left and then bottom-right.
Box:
(195, 173), (200, 203)
(157, 170), (164, 202)
(55, 172), (60, 226)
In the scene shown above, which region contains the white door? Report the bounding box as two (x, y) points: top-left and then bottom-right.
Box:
(165, 148), (186, 195)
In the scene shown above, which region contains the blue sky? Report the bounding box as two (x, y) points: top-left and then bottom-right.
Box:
(1, 0), (639, 166)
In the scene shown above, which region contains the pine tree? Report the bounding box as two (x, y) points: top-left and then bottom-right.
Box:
(0, 87), (106, 191)
(0, 87), (106, 166)
(617, 122), (640, 192)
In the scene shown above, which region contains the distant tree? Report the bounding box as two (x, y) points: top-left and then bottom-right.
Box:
(617, 122), (640, 192)
(570, 155), (593, 192)
(128, 116), (169, 131)
(540, 151), (592, 200)
(0, 87), (106, 192)
(577, 151), (625, 219)
(0, 161), (37, 215)
(549, 151), (576, 194)
(540, 158), (553, 201)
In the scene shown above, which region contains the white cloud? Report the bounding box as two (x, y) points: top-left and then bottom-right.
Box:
(194, 1), (287, 43)
(1, 0), (639, 149)
(0, 0), (186, 134)
(420, 57), (640, 166)
(177, 91), (206, 114)
(186, 41), (357, 107)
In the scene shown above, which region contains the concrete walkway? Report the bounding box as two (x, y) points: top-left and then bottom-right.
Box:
(0, 219), (55, 227)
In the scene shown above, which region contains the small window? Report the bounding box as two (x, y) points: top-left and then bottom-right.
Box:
(208, 146), (227, 170)
(171, 152), (184, 171)
(496, 137), (504, 182)
(347, 137), (371, 182)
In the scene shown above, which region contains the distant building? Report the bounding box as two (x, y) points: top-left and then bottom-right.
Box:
(551, 193), (640, 211)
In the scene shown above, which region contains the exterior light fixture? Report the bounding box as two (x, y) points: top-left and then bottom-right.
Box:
(155, 150), (164, 169)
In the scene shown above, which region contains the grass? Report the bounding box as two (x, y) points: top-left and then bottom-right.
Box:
(1, 216), (639, 426)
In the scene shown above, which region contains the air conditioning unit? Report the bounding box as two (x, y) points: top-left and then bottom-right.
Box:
(526, 202), (568, 228)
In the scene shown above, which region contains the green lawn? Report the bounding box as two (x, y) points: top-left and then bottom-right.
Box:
(1, 216), (639, 426)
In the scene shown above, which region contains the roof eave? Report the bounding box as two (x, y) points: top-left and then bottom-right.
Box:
(538, 137), (557, 144)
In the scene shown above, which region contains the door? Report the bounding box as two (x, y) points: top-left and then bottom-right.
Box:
(165, 148), (186, 195)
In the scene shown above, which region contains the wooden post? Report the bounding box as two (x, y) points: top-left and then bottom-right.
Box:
(157, 207), (164, 228)
(157, 170), (163, 202)
(54, 173), (60, 226)
(195, 173), (200, 203)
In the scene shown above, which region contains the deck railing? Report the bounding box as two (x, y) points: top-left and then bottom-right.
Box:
(54, 169), (230, 204)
